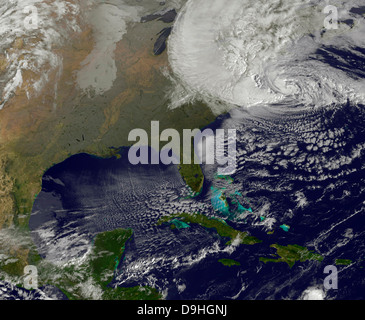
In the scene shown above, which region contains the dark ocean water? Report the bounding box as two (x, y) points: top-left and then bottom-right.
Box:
(17, 20), (365, 300)
(2, 0), (365, 301)
(25, 99), (365, 300)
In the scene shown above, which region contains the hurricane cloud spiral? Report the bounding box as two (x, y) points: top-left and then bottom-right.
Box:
(168, 0), (365, 110)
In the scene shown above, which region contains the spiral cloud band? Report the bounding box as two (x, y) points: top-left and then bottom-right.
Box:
(168, 0), (365, 110)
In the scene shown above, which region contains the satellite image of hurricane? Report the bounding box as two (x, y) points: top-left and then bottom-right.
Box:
(0, 0), (364, 301)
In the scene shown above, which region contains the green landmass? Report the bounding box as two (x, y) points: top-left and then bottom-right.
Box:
(259, 244), (324, 268)
(35, 228), (162, 300)
(335, 259), (352, 266)
(89, 228), (133, 287)
(0, 18), (217, 276)
(178, 163), (204, 195)
(157, 212), (262, 245)
(102, 286), (161, 300)
(218, 259), (241, 267)
(178, 135), (205, 195)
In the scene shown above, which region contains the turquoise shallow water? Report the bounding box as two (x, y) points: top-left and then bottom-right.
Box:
(27, 101), (365, 300)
